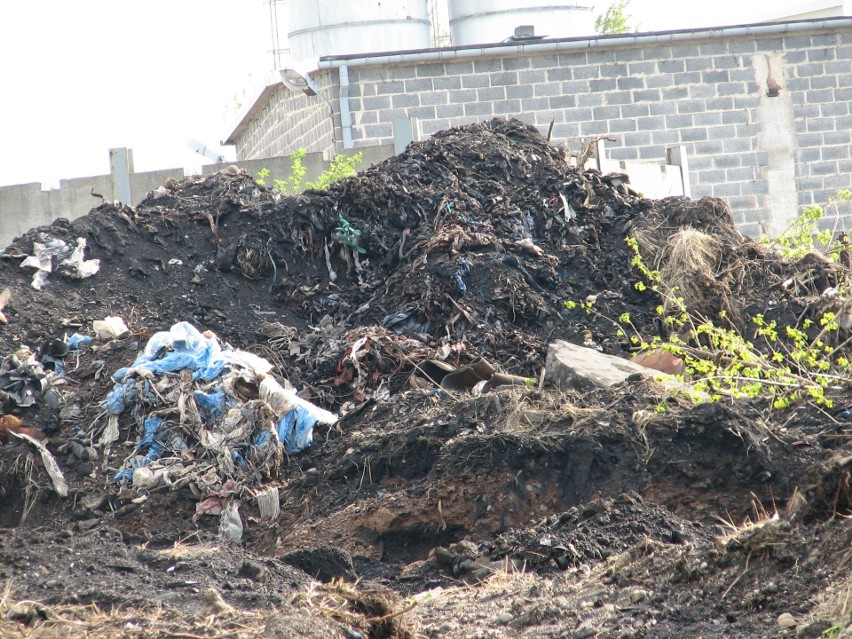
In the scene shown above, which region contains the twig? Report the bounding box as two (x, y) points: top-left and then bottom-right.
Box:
(721, 550), (752, 599)
(367, 599), (419, 623)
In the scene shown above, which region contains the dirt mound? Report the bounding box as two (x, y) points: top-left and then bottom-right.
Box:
(0, 118), (850, 638)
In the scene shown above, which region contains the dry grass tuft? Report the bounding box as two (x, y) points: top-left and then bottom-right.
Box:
(0, 580), (273, 639)
(292, 579), (419, 639)
(634, 226), (738, 322)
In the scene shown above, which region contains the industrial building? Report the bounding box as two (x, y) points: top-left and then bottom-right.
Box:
(226, 1), (852, 236)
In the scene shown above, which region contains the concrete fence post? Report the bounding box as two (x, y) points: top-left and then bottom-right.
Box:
(109, 147), (134, 204)
(666, 145), (691, 199)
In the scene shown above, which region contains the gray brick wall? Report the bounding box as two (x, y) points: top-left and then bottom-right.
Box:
(235, 22), (852, 236)
(236, 73), (336, 160)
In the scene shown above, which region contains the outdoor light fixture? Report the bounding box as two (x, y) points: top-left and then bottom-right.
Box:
(280, 66), (321, 97)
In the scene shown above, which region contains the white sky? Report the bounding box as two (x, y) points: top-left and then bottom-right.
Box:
(0, 0), (826, 189)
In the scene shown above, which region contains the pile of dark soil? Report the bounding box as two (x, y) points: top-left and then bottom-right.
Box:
(0, 118), (850, 639)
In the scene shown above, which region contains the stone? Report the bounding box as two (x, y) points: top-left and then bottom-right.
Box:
(496, 612), (514, 624)
(545, 340), (671, 391)
(629, 588), (650, 603)
(777, 612), (797, 628)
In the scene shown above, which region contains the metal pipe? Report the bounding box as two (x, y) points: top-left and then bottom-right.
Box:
(338, 64), (354, 149)
(317, 18), (852, 68)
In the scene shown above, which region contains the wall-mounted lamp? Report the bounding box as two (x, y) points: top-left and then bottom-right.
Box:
(280, 66), (321, 96)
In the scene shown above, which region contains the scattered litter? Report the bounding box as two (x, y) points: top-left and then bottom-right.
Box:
(256, 486), (280, 522)
(19, 235), (100, 289)
(218, 500), (243, 544)
(92, 316), (129, 340)
(7, 428), (69, 497)
(411, 357), (531, 394)
(0, 347), (49, 407)
(66, 333), (93, 350)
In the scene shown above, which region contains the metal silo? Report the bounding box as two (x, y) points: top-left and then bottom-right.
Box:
(448, 0), (594, 46)
(287, 0), (432, 60)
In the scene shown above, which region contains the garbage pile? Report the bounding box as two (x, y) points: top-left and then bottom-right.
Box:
(90, 322), (336, 528)
(0, 117), (849, 536)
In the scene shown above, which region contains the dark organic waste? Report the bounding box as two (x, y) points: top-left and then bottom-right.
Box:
(0, 118), (850, 639)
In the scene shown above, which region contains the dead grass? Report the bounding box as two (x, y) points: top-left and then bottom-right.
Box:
(0, 580), (269, 639)
(291, 579), (419, 639)
(0, 574), (426, 639)
(809, 571), (852, 630)
(8, 452), (37, 525)
(633, 226), (738, 322)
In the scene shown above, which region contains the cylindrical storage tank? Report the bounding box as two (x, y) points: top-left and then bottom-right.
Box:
(448, 0), (594, 46)
(287, 0), (431, 61)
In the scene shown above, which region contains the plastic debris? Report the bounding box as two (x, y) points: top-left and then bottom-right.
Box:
(66, 333), (94, 350)
(411, 357), (532, 394)
(92, 316), (129, 340)
(111, 321), (271, 383)
(256, 487), (280, 522)
(99, 322), (337, 524)
(19, 235), (100, 290)
(452, 259), (471, 295)
(0, 347), (48, 408)
(218, 500), (243, 544)
(38, 338), (69, 372)
(7, 429), (68, 497)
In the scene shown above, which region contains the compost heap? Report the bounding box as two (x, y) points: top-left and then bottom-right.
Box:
(0, 118), (850, 639)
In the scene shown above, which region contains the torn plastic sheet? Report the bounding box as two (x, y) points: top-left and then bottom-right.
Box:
(193, 478), (236, 522)
(19, 236), (100, 290)
(103, 380), (138, 415)
(259, 375), (337, 455)
(112, 321), (271, 383)
(277, 408), (317, 456)
(92, 316), (129, 340)
(0, 348), (48, 408)
(194, 390), (228, 421)
(114, 416), (165, 482)
(66, 333), (94, 350)
(218, 500), (243, 544)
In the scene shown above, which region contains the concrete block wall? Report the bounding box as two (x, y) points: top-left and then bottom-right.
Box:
(0, 168), (183, 248)
(241, 21), (852, 237)
(234, 73), (337, 161)
(202, 144), (395, 186)
(0, 147), (394, 250)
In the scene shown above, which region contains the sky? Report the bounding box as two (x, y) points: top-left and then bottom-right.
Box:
(0, 1), (269, 188)
(0, 0), (821, 189)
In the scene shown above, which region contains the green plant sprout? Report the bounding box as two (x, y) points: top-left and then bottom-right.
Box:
(565, 220), (852, 410)
(761, 189), (852, 261)
(255, 149), (362, 195)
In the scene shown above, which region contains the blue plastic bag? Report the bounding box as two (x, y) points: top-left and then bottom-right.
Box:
(66, 333), (93, 350)
(194, 390), (227, 422)
(114, 417), (164, 481)
(112, 322), (231, 382)
(104, 380), (137, 415)
(276, 407), (316, 455)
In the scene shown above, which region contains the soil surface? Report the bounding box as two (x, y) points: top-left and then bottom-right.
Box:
(0, 119), (850, 638)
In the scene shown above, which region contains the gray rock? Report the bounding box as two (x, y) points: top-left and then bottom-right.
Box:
(545, 341), (669, 391)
